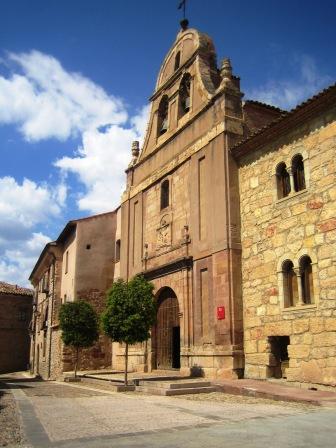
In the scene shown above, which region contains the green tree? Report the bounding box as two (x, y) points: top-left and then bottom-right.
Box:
(59, 300), (99, 378)
(101, 276), (156, 385)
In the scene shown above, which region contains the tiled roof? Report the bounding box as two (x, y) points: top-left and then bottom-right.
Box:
(0, 281), (33, 296)
(232, 82), (336, 158)
(244, 100), (285, 114)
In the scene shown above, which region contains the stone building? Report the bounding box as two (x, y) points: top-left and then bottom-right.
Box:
(29, 211), (117, 379)
(115, 25), (284, 379)
(28, 22), (336, 388)
(0, 282), (33, 373)
(113, 23), (336, 387)
(232, 84), (336, 387)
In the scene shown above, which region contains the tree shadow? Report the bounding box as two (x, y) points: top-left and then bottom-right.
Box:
(0, 380), (33, 391)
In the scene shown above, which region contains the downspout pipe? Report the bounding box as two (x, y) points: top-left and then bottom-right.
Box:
(48, 256), (56, 379)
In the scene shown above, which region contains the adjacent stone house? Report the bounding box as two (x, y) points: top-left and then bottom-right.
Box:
(0, 282), (33, 373)
(232, 84), (336, 387)
(29, 211), (117, 379)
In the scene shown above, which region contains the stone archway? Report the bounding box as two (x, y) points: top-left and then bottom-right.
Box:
(153, 287), (180, 370)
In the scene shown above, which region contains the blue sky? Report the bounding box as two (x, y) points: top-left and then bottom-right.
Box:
(0, 0), (335, 286)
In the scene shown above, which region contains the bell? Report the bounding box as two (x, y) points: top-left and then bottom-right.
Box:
(161, 118), (168, 133)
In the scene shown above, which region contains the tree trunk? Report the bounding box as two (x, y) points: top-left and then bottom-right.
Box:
(125, 342), (128, 386)
(74, 346), (79, 378)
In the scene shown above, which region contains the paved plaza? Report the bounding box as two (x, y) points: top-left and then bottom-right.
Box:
(1, 377), (336, 448)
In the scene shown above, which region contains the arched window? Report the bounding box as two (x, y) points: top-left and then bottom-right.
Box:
(178, 73), (191, 118)
(300, 256), (313, 304)
(115, 239), (121, 262)
(276, 162), (291, 199)
(292, 154), (306, 192)
(174, 51), (181, 71)
(160, 179), (169, 210)
(157, 95), (169, 136)
(282, 260), (298, 307)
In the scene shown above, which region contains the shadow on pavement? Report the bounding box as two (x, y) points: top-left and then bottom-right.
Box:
(0, 380), (35, 391)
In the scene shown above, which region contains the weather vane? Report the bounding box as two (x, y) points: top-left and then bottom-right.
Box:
(178, 0), (187, 19)
(178, 0), (189, 30)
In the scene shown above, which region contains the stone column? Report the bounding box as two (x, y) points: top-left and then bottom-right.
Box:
(294, 268), (304, 306)
(288, 167), (295, 194)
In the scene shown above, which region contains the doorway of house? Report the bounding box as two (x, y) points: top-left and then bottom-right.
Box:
(268, 336), (290, 379)
(154, 287), (180, 370)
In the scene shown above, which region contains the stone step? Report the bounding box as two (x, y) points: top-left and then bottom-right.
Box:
(79, 377), (135, 392)
(136, 385), (218, 396)
(138, 380), (212, 389)
(80, 376), (124, 386)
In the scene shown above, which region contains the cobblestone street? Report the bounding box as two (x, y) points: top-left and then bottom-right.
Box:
(0, 383), (23, 446)
(1, 376), (336, 448)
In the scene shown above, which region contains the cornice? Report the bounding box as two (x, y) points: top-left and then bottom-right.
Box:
(141, 256), (193, 280)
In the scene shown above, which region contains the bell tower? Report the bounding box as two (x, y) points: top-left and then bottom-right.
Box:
(119, 22), (245, 378)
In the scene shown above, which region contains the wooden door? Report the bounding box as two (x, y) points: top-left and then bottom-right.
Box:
(155, 290), (180, 369)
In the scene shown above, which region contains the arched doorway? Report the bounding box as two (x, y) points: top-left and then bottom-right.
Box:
(154, 287), (180, 370)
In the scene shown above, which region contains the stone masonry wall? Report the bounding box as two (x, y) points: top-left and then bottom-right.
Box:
(62, 289), (112, 373)
(239, 115), (336, 386)
(0, 293), (32, 373)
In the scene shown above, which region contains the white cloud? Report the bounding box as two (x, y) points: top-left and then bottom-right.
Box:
(0, 50), (127, 141)
(0, 176), (64, 286)
(0, 176), (61, 229)
(246, 56), (332, 110)
(0, 51), (151, 285)
(55, 105), (149, 213)
(0, 232), (51, 287)
(0, 50), (150, 214)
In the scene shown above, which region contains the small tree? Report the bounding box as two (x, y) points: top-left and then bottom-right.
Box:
(101, 276), (156, 385)
(59, 300), (99, 378)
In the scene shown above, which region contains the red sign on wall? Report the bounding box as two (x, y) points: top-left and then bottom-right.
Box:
(217, 306), (225, 320)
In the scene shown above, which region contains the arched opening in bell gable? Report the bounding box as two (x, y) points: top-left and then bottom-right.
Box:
(178, 73), (191, 118)
(157, 95), (169, 136)
(174, 51), (181, 71)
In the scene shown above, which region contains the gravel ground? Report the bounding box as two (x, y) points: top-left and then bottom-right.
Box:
(0, 383), (23, 447)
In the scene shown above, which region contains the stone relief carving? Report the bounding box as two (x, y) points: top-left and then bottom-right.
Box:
(156, 215), (171, 250)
